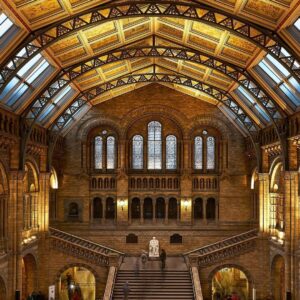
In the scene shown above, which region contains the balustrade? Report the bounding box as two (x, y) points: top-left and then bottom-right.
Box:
(90, 176), (116, 190)
(192, 175), (219, 192)
(129, 176), (180, 191)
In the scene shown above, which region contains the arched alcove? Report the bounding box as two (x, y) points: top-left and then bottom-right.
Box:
(22, 254), (37, 298)
(211, 266), (250, 300)
(59, 266), (96, 300)
(271, 255), (285, 300)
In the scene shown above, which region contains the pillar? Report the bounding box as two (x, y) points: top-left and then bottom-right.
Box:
(165, 199), (168, 225)
(102, 200), (106, 224)
(38, 172), (50, 233)
(283, 171), (298, 298)
(7, 171), (24, 299)
(140, 199), (144, 224)
(258, 173), (270, 235)
(152, 199), (156, 224)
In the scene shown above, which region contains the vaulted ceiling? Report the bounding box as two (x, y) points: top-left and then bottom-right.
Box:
(0, 0), (300, 139)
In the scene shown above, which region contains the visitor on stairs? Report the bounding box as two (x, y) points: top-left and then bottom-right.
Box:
(122, 281), (130, 300)
(160, 248), (166, 270)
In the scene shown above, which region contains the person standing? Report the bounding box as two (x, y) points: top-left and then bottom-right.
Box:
(123, 281), (130, 300)
(160, 249), (166, 270)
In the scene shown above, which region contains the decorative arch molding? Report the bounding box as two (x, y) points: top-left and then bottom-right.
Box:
(77, 115), (122, 142)
(208, 263), (254, 294)
(121, 105), (188, 138)
(189, 114), (233, 140)
(269, 156), (283, 175)
(24, 159), (40, 192)
(0, 161), (9, 195)
(54, 262), (101, 284)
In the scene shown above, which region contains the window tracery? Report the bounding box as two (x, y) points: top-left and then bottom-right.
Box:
(166, 135), (177, 170)
(148, 121), (162, 170)
(107, 136), (115, 169)
(132, 135), (143, 169)
(194, 136), (203, 170)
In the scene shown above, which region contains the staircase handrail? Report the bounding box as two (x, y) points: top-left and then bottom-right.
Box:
(190, 266), (203, 300)
(49, 227), (125, 255)
(193, 235), (257, 259)
(183, 229), (258, 256)
(103, 266), (118, 300)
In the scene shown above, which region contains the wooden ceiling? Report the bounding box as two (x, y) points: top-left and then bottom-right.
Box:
(1, 0), (300, 134)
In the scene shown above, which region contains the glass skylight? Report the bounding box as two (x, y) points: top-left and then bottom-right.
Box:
(294, 18), (300, 30)
(236, 86), (270, 122)
(0, 13), (13, 38)
(258, 54), (300, 107)
(0, 53), (52, 110)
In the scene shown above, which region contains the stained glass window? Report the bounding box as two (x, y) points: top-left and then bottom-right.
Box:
(166, 135), (177, 170)
(207, 136), (215, 170)
(107, 136), (115, 169)
(132, 135), (143, 169)
(94, 136), (103, 169)
(194, 136), (203, 169)
(148, 121), (162, 169)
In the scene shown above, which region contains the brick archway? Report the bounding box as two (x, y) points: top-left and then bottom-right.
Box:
(208, 263), (254, 300)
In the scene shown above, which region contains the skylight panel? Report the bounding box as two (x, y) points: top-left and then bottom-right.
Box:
(259, 60), (281, 84)
(294, 18), (300, 30)
(17, 54), (42, 78)
(279, 83), (300, 106)
(0, 13), (13, 38)
(26, 59), (49, 84)
(237, 86), (270, 122)
(266, 54), (290, 77)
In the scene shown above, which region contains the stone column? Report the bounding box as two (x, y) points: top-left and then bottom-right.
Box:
(102, 200), (106, 224)
(38, 172), (50, 233)
(7, 171), (24, 299)
(258, 173), (270, 235)
(165, 199), (169, 225)
(128, 199), (132, 225)
(283, 171), (298, 298)
(140, 199), (144, 224)
(203, 198), (207, 223)
(152, 199), (156, 224)
(177, 199), (180, 223)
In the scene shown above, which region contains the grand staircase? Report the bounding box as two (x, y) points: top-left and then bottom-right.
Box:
(112, 256), (194, 300)
(49, 227), (124, 266)
(184, 229), (258, 267)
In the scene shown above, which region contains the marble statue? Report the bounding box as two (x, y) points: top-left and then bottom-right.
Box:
(149, 236), (159, 257)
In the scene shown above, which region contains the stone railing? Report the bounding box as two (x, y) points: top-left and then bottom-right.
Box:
(192, 175), (219, 192)
(129, 175), (180, 191)
(49, 227), (124, 266)
(184, 229), (258, 267)
(90, 175), (117, 191)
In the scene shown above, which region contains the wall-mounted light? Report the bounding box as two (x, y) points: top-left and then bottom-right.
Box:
(184, 199), (188, 211)
(120, 199), (125, 211)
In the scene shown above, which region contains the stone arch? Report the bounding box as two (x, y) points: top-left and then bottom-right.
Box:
(189, 114), (231, 141)
(54, 263), (100, 284)
(122, 105), (188, 138)
(22, 253), (38, 298)
(77, 116), (122, 142)
(55, 263), (100, 300)
(271, 254), (285, 300)
(208, 263), (253, 300)
(24, 160), (39, 193)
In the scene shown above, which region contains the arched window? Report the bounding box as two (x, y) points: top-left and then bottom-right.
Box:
(207, 136), (215, 170)
(148, 121), (162, 169)
(194, 136), (203, 170)
(166, 135), (177, 170)
(132, 135), (143, 169)
(106, 136), (115, 169)
(94, 136), (103, 169)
